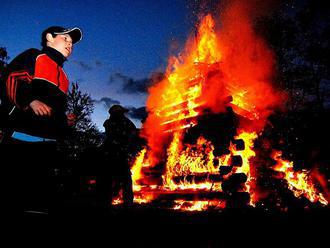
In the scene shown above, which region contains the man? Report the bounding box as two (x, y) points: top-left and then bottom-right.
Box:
(0, 26), (82, 212)
(98, 104), (137, 208)
(0, 26), (82, 142)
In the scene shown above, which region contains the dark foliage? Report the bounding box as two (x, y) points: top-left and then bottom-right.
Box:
(0, 47), (9, 78)
(61, 82), (102, 160)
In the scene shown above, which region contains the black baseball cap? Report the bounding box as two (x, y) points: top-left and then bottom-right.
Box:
(41, 26), (82, 45)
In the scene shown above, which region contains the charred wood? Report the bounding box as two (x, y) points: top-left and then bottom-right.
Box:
(232, 139), (245, 151)
(219, 166), (233, 176)
(230, 155), (243, 167)
(226, 192), (250, 208)
(155, 191), (227, 201)
(222, 173), (248, 192)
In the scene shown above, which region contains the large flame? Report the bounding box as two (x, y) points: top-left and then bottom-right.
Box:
(143, 6), (285, 165)
(272, 151), (328, 205)
(133, 4), (284, 210)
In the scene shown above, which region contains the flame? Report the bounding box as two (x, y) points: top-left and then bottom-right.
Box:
(130, 148), (158, 204)
(194, 14), (222, 63)
(173, 200), (226, 211)
(143, 8), (285, 165)
(272, 151), (328, 205)
(163, 133), (221, 190)
(230, 130), (258, 205)
(112, 197), (123, 206)
(131, 148), (147, 189)
(133, 192), (156, 204)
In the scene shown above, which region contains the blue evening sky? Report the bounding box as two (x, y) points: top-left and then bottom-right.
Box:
(0, 0), (194, 130)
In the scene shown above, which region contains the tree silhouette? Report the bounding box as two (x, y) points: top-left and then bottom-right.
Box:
(67, 82), (95, 132)
(0, 47), (9, 78)
(61, 82), (102, 160)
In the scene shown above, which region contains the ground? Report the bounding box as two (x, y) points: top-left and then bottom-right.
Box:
(23, 203), (329, 248)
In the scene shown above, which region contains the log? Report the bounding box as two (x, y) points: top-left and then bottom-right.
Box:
(232, 139), (245, 151)
(214, 147), (230, 157)
(230, 155), (243, 167)
(219, 166), (233, 176)
(222, 173), (247, 192)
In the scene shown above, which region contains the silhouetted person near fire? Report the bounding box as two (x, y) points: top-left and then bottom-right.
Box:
(97, 104), (137, 208)
(0, 26), (82, 212)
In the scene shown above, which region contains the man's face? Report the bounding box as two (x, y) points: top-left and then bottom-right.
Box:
(47, 34), (73, 58)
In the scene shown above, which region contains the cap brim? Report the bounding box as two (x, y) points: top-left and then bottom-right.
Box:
(54, 27), (82, 44)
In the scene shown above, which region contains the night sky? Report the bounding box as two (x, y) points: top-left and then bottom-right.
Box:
(0, 0), (194, 129)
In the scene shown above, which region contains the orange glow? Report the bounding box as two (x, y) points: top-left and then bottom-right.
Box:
(272, 151), (328, 205)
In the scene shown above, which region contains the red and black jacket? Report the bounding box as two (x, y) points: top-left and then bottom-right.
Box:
(0, 47), (70, 139)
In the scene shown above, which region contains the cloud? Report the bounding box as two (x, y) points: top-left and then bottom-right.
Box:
(73, 60), (93, 71)
(127, 106), (148, 121)
(123, 78), (151, 94)
(109, 72), (127, 84)
(94, 97), (120, 109)
(95, 60), (102, 66)
(109, 72), (165, 94)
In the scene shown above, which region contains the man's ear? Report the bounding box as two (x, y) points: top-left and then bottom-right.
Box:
(45, 33), (54, 43)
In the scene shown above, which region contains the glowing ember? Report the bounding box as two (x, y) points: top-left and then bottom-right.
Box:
(173, 200), (226, 211)
(272, 151), (328, 205)
(112, 195), (123, 205)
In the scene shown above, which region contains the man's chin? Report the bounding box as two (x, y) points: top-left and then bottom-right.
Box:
(63, 52), (71, 58)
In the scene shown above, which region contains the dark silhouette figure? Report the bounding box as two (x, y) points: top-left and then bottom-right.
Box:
(98, 104), (137, 208)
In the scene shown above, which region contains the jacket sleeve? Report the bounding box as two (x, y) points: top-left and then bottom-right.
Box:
(5, 49), (39, 109)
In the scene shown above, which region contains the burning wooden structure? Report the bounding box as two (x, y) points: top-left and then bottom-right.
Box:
(122, 8), (328, 211)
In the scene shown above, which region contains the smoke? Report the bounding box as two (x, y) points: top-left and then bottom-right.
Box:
(209, 0), (287, 131)
(109, 72), (165, 94)
(94, 97), (120, 109)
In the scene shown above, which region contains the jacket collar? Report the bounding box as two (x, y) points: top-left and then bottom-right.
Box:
(42, 47), (67, 67)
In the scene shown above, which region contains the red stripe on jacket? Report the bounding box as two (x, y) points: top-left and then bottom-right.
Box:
(34, 54), (69, 94)
(6, 71), (33, 106)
